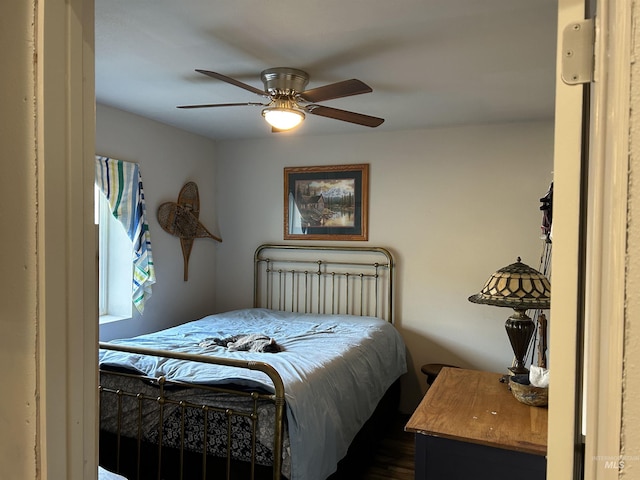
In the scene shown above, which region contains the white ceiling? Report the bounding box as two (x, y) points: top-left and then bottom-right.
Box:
(95, 0), (558, 141)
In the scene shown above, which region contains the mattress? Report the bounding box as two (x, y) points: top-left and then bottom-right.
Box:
(99, 308), (407, 480)
(99, 466), (127, 480)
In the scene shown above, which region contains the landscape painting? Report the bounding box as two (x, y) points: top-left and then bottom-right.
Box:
(284, 164), (369, 240)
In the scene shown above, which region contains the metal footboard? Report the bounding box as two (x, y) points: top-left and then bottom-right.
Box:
(99, 342), (286, 480)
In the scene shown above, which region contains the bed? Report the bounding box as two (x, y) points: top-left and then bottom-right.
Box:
(99, 466), (128, 480)
(98, 244), (407, 480)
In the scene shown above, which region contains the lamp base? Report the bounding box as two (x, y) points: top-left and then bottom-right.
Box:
(508, 365), (530, 375)
(504, 310), (536, 377)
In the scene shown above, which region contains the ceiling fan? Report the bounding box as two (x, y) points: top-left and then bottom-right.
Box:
(177, 67), (385, 132)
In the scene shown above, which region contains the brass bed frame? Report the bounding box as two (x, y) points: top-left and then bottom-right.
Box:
(99, 244), (395, 480)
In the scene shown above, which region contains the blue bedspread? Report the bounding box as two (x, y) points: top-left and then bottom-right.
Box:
(99, 308), (407, 480)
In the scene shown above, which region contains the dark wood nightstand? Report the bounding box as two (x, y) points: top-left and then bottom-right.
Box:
(405, 368), (547, 480)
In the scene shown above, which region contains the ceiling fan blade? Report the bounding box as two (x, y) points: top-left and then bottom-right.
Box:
(195, 69), (268, 97)
(298, 79), (372, 103)
(306, 105), (384, 128)
(177, 102), (267, 109)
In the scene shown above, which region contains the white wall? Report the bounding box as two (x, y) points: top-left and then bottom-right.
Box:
(96, 104), (220, 340)
(214, 121), (554, 412)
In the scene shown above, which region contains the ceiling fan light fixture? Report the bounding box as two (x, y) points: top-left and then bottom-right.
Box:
(262, 107), (305, 130)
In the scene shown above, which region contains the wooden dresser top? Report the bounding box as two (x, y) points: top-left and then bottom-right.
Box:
(405, 367), (547, 456)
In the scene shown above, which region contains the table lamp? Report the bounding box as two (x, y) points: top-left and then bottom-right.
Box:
(468, 257), (551, 375)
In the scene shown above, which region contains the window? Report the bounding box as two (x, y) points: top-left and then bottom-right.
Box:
(95, 186), (133, 323)
(95, 156), (156, 315)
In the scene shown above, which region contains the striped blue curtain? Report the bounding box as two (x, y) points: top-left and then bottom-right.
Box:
(95, 156), (156, 313)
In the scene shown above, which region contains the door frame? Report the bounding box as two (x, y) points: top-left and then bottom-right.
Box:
(548, 0), (629, 479)
(37, 0), (97, 478)
(582, 0), (629, 478)
(547, 1), (590, 476)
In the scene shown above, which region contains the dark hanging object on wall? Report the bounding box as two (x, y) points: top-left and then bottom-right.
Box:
(157, 182), (222, 281)
(539, 182), (553, 242)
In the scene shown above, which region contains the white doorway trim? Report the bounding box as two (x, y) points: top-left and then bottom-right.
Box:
(582, 0), (628, 477)
(36, 0), (97, 478)
(548, 0), (589, 477)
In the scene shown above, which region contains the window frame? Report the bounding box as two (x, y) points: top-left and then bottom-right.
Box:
(95, 185), (133, 323)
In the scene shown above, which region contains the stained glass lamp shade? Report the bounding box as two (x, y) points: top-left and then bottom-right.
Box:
(468, 257), (551, 375)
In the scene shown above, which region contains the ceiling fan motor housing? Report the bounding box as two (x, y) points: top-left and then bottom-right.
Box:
(261, 67), (309, 96)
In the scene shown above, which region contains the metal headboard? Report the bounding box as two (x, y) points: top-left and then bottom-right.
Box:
(254, 244), (395, 323)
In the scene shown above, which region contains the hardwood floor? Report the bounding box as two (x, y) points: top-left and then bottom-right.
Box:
(360, 414), (414, 480)
(329, 414), (415, 480)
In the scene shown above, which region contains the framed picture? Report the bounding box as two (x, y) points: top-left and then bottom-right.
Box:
(284, 164), (369, 241)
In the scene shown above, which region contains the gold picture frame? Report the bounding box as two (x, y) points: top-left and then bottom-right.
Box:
(284, 164), (369, 241)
